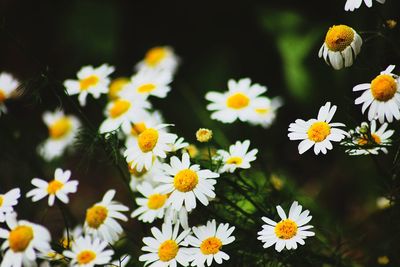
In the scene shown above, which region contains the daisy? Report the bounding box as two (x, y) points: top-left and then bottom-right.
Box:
(318, 25), (362, 70)
(205, 78), (268, 123)
(155, 153), (219, 212)
(354, 65), (400, 123)
(139, 221), (191, 267)
(257, 201), (315, 252)
(26, 168), (78, 207)
(170, 137), (189, 152)
(128, 158), (163, 192)
(248, 96), (283, 128)
(38, 110), (81, 161)
(131, 182), (169, 223)
(0, 213), (51, 267)
(63, 235), (114, 267)
(345, 0), (385, 11)
(122, 110), (164, 144)
(108, 77), (130, 100)
(0, 72), (20, 115)
(136, 46), (179, 74)
(124, 124), (177, 172)
(0, 188), (20, 222)
(216, 140), (258, 173)
(64, 64), (114, 106)
(84, 189), (129, 243)
(185, 219), (235, 266)
(288, 102), (347, 155)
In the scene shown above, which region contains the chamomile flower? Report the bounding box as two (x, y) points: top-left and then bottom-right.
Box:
(84, 189), (129, 243)
(288, 102), (347, 155)
(0, 214), (51, 267)
(64, 64), (115, 106)
(136, 46), (179, 74)
(354, 65), (400, 123)
(26, 168), (78, 207)
(0, 72), (20, 115)
(0, 188), (20, 222)
(248, 97), (283, 128)
(257, 201), (315, 252)
(216, 140), (258, 173)
(186, 220), (235, 266)
(63, 235), (114, 267)
(139, 221), (191, 267)
(205, 78), (268, 123)
(131, 182), (169, 223)
(128, 159), (163, 192)
(38, 110), (81, 161)
(108, 77), (130, 100)
(156, 153), (219, 212)
(170, 137), (189, 152)
(318, 25), (362, 70)
(345, 0), (385, 11)
(124, 124), (177, 172)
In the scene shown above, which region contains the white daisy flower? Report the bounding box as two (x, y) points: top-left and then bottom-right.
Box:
(64, 64), (115, 106)
(164, 206), (189, 230)
(288, 102), (347, 155)
(128, 158), (163, 192)
(216, 140), (258, 173)
(248, 97), (283, 128)
(0, 188), (20, 223)
(38, 110), (81, 161)
(139, 221), (191, 267)
(84, 189), (129, 243)
(136, 46), (179, 74)
(131, 182), (169, 223)
(0, 72), (20, 115)
(156, 153), (219, 212)
(108, 254), (131, 267)
(124, 124), (177, 172)
(63, 235), (114, 267)
(354, 65), (400, 123)
(26, 168), (78, 207)
(185, 219), (235, 266)
(345, 0), (385, 11)
(205, 78), (268, 123)
(318, 25), (362, 70)
(0, 214), (51, 267)
(108, 77), (130, 100)
(170, 137), (189, 152)
(257, 201), (315, 252)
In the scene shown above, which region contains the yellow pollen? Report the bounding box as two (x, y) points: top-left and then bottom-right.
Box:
(255, 108), (270, 114)
(77, 250), (96, 264)
(226, 93), (250, 109)
(325, 25), (355, 52)
(109, 77), (129, 100)
(60, 237), (72, 249)
(174, 169), (198, 192)
(138, 128), (159, 152)
(226, 156), (243, 165)
(86, 205), (108, 229)
(79, 75), (99, 91)
(158, 240), (178, 262)
(200, 237), (222, 255)
(359, 133), (382, 146)
(145, 47), (167, 67)
(0, 195), (3, 207)
(137, 83), (156, 93)
(131, 122), (147, 136)
(49, 118), (72, 139)
(0, 90), (6, 102)
(147, 194), (167, 210)
(109, 99), (131, 118)
(9, 226), (34, 252)
(128, 162), (147, 177)
(307, 122), (331, 142)
(47, 180), (64, 194)
(274, 219), (298, 240)
(371, 74), (397, 102)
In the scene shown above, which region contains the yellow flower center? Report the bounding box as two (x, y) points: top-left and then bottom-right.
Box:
(109, 77), (129, 100)
(255, 108), (270, 114)
(174, 169), (198, 192)
(226, 93), (250, 109)
(9, 226), (34, 252)
(0, 195), (3, 207)
(147, 194), (168, 210)
(49, 117), (72, 139)
(137, 83), (156, 93)
(324, 25), (355, 52)
(80, 75), (99, 91)
(145, 47), (167, 67)
(138, 128), (159, 152)
(109, 99), (131, 118)
(86, 205), (108, 229)
(358, 133), (381, 146)
(77, 250), (96, 264)
(370, 74), (397, 102)
(131, 122), (147, 136)
(47, 180), (64, 194)
(226, 156), (243, 165)
(274, 219), (298, 240)
(307, 122), (331, 142)
(128, 162), (148, 177)
(200, 237), (222, 255)
(60, 237), (73, 249)
(158, 240), (178, 262)
(0, 89), (6, 102)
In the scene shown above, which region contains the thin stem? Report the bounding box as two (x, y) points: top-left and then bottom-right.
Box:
(57, 202), (70, 249)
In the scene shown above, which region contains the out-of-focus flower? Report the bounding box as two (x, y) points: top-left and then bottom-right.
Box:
(345, 0), (385, 12)
(0, 72), (20, 115)
(170, 137), (189, 152)
(196, 128), (213, 143)
(377, 255), (390, 265)
(108, 77), (130, 100)
(184, 144), (199, 158)
(270, 174), (284, 191)
(60, 225), (83, 249)
(376, 197), (392, 209)
(216, 140), (258, 173)
(248, 97), (283, 128)
(0, 188), (20, 222)
(136, 46), (179, 74)
(128, 159), (162, 192)
(385, 19), (397, 29)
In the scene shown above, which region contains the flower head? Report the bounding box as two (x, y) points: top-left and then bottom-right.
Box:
(0, 72), (20, 115)
(136, 46), (179, 74)
(0, 188), (20, 222)
(345, 0), (385, 12)
(196, 128), (213, 143)
(216, 140), (258, 173)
